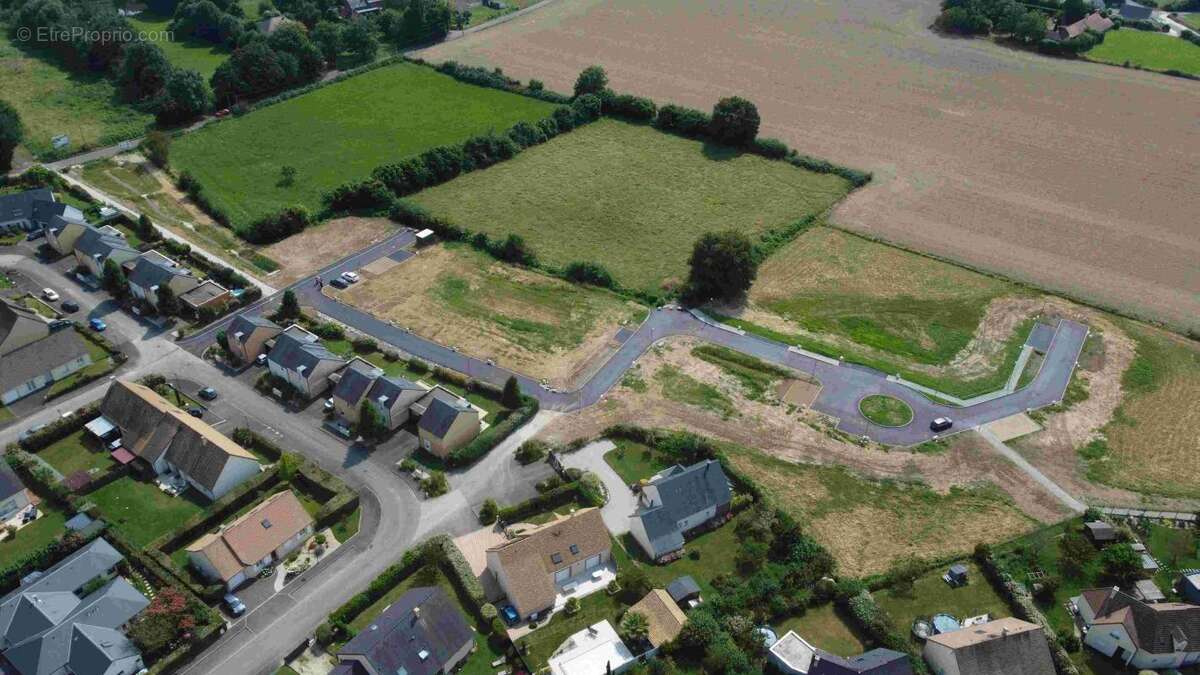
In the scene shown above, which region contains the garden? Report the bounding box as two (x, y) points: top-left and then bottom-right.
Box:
(873, 560), (1010, 648)
(87, 476), (207, 548)
(34, 429), (115, 477)
(0, 503), (66, 568)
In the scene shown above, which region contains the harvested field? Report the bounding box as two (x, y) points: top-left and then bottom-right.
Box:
(262, 217), (395, 285)
(410, 119), (850, 295)
(419, 0), (1200, 332)
(339, 243), (646, 387)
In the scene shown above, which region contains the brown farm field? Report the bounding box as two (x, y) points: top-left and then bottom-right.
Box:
(262, 217), (395, 286)
(418, 0), (1200, 333)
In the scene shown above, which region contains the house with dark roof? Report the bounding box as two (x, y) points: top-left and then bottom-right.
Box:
(187, 491), (314, 590)
(124, 251), (201, 311)
(1046, 11), (1114, 40)
(39, 199), (91, 256)
(226, 314), (282, 366)
(365, 375), (427, 430)
(0, 189), (84, 237)
(486, 508), (612, 619)
(0, 299), (94, 405)
(1074, 586), (1200, 670)
(1179, 573), (1200, 604)
(331, 357), (385, 421)
(329, 358), (428, 431)
(266, 325), (347, 398)
(415, 388), (482, 458)
(0, 463), (32, 521)
(1119, 0), (1155, 20)
(770, 630), (912, 675)
(666, 575), (702, 608)
(629, 460), (732, 561)
(73, 226), (138, 278)
(98, 381), (261, 500)
(339, 0), (384, 19)
(333, 586), (474, 675)
(1084, 521), (1117, 546)
(0, 538), (149, 675)
(923, 617), (1055, 675)
(179, 280), (230, 315)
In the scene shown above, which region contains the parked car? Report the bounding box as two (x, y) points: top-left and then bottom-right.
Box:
(930, 417), (953, 432)
(500, 604), (519, 625)
(328, 277), (348, 289)
(198, 387), (218, 401)
(60, 300), (79, 313)
(88, 318), (107, 331)
(41, 288), (59, 302)
(18, 423), (48, 442)
(187, 407), (204, 418)
(340, 271), (360, 283)
(223, 594), (246, 616)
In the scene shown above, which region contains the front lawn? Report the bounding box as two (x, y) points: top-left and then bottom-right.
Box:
(874, 561), (1010, 647)
(331, 507), (361, 543)
(0, 505), (65, 568)
(171, 62), (557, 227)
(87, 476), (206, 547)
(36, 429), (116, 477)
(20, 295), (57, 318)
(603, 442), (672, 485)
(1086, 29), (1200, 77)
(410, 119), (851, 296)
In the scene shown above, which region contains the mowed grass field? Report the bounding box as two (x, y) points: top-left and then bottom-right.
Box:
(0, 33), (152, 158)
(127, 12), (230, 79)
(1086, 29), (1200, 76)
(724, 444), (1036, 576)
(170, 62), (557, 227)
(411, 119), (851, 294)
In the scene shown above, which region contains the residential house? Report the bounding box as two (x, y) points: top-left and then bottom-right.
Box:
(628, 589), (688, 652)
(548, 620), (634, 675)
(43, 208), (92, 256)
(1, 188), (85, 236)
(1084, 521), (1117, 546)
(331, 357), (385, 421)
(340, 0), (384, 18)
(267, 325), (347, 399)
(1119, 0), (1155, 20)
(332, 587), (474, 675)
(0, 538), (149, 675)
(629, 459), (732, 561)
(1047, 11), (1114, 40)
(1073, 586), (1200, 670)
(415, 389), (482, 458)
(330, 357), (427, 429)
(73, 226), (139, 278)
(226, 314), (282, 365)
(486, 508), (611, 619)
(770, 630), (912, 675)
(187, 491), (314, 590)
(125, 250), (200, 311)
(1179, 573), (1200, 604)
(364, 375), (427, 430)
(922, 616), (1055, 675)
(179, 280), (231, 316)
(97, 380), (262, 500)
(0, 299), (94, 405)
(0, 463), (32, 521)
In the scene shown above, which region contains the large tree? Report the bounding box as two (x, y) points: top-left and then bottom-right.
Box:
(685, 230), (759, 304)
(117, 41), (173, 102)
(310, 21), (343, 64)
(156, 69), (213, 124)
(501, 376), (522, 408)
(277, 289), (300, 320)
(342, 20), (378, 65)
(102, 258), (130, 299)
(573, 65), (608, 98)
(358, 400), (388, 443)
(1061, 0), (1090, 24)
(1099, 543), (1142, 585)
(709, 96), (760, 146)
(0, 101), (22, 173)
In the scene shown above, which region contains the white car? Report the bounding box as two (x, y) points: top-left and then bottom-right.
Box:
(41, 288), (59, 302)
(340, 271), (360, 283)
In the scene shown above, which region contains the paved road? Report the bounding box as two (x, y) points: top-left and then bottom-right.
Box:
(978, 427), (1085, 513)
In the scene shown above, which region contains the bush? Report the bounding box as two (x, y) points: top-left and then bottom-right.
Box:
(563, 261), (615, 288)
(311, 322), (345, 340)
(573, 65), (608, 97)
(709, 97), (760, 146)
(751, 137), (790, 159)
(351, 336), (378, 353)
(515, 440), (549, 465)
(479, 498), (499, 525)
(408, 357), (430, 374)
(240, 207), (312, 245)
(606, 93), (657, 122)
(323, 178), (393, 212)
(571, 94), (604, 124)
(421, 470), (449, 497)
(654, 104), (711, 138)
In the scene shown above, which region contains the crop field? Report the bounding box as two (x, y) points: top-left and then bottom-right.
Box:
(0, 33), (151, 158)
(419, 0), (1200, 333)
(127, 12), (230, 79)
(170, 62), (557, 227)
(1086, 29), (1200, 77)
(340, 243), (646, 386)
(410, 119), (851, 295)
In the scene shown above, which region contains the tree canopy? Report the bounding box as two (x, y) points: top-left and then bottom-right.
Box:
(0, 101), (22, 173)
(709, 97), (760, 146)
(574, 65), (608, 98)
(686, 230), (759, 304)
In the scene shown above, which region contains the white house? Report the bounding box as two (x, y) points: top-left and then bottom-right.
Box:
(187, 491), (314, 590)
(1074, 587), (1200, 670)
(0, 299), (93, 405)
(629, 460), (732, 561)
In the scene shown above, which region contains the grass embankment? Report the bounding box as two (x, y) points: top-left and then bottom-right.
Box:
(859, 395), (914, 427)
(654, 364), (736, 418)
(691, 344), (793, 401)
(171, 62), (556, 227)
(1086, 29), (1200, 77)
(411, 119), (851, 295)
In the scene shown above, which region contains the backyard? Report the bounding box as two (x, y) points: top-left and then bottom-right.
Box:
(776, 604), (868, 658)
(410, 119), (851, 295)
(874, 561), (1010, 648)
(170, 62), (557, 227)
(87, 476), (205, 548)
(35, 429), (116, 477)
(1086, 29), (1200, 77)
(0, 504), (66, 568)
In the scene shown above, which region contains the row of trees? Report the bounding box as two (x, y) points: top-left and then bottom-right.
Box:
(0, 101), (21, 172)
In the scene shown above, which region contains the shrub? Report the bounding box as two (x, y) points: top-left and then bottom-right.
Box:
(751, 137), (790, 159)
(351, 336), (378, 353)
(408, 357), (430, 374)
(573, 65), (608, 97)
(479, 498), (499, 525)
(709, 97), (760, 146)
(564, 596), (581, 615)
(311, 322), (345, 340)
(240, 207), (312, 245)
(571, 94), (603, 124)
(323, 178), (393, 212)
(461, 133), (520, 172)
(654, 104), (710, 138)
(421, 470), (449, 497)
(508, 120), (548, 148)
(501, 376), (522, 408)
(515, 440), (549, 465)
(481, 603), (498, 621)
(563, 261), (615, 288)
(606, 93), (657, 122)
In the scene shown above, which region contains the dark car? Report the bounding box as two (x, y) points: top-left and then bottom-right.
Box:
(188, 407), (204, 418)
(500, 604), (520, 625)
(198, 387), (218, 401)
(60, 300), (80, 313)
(328, 277), (349, 289)
(930, 417), (953, 432)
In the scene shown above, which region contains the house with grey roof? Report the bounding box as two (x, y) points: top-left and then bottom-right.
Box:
(0, 464), (31, 521)
(416, 389), (481, 458)
(629, 460), (732, 561)
(73, 227), (138, 279)
(365, 375), (427, 431)
(179, 280), (230, 316)
(226, 314), (282, 366)
(1074, 586), (1200, 670)
(1119, 0), (1155, 20)
(124, 251), (201, 312)
(38, 199), (91, 256)
(770, 630), (912, 675)
(332, 586), (473, 675)
(266, 325), (347, 399)
(329, 357), (428, 432)
(331, 357), (385, 420)
(0, 299), (94, 406)
(923, 617), (1054, 675)
(0, 538), (149, 675)
(0, 189), (83, 237)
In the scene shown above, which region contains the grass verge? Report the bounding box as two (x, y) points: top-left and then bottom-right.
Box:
(859, 395), (913, 427)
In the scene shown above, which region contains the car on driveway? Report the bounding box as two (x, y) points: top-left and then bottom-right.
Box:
(60, 300), (79, 313)
(88, 318), (106, 331)
(328, 277), (348, 289)
(198, 387), (218, 401)
(41, 288), (59, 302)
(930, 417), (953, 432)
(340, 271), (360, 283)
(223, 594), (246, 616)
(500, 604), (519, 625)
(187, 407), (204, 418)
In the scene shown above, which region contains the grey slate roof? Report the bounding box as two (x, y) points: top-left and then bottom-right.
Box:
(0, 328), (92, 396)
(126, 252), (193, 291)
(666, 575), (701, 603)
(338, 587), (472, 675)
(67, 623), (143, 675)
(0, 189), (53, 224)
(367, 375), (422, 408)
(417, 395), (473, 438)
(74, 227), (135, 262)
(1120, 0), (1154, 18)
(0, 463), (26, 502)
(811, 648), (912, 675)
(634, 460), (731, 556)
(229, 314), (280, 346)
(332, 359), (383, 407)
(269, 328), (343, 376)
(1080, 587), (1200, 654)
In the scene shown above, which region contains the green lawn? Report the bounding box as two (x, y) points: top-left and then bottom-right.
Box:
(20, 296), (58, 319)
(0, 272), (13, 288)
(874, 561), (1011, 647)
(0, 31), (152, 159)
(859, 395), (913, 427)
(993, 519), (1098, 637)
(36, 429), (116, 477)
(777, 604), (869, 658)
(519, 576), (630, 671)
(1145, 524), (1199, 592)
(87, 477), (206, 547)
(332, 507), (361, 543)
(0, 505), (66, 568)
(127, 13), (230, 79)
(603, 442), (673, 485)
(171, 62), (557, 228)
(0, 405), (14, 424)
(1179, 13), (1200, 31)
(411, 119), (851, 295)
(621, 515), (743, 598)
(1086, 29), (1200, 76)
(654, 364), (736, 418)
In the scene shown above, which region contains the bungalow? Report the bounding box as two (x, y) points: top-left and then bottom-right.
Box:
(922, 617), (1055, 675)
(0, 463), (32, 521)
(187, 491), (314, 590)
(1119, 0), (1155, 20)
(226, 314), (282, 365)
(73, 225), (139, 278)
(1074, 586), (1200, 670)
(98, 380), (262, 500)
(267, 325), (347, 398)
(0, 188), (85, 235)
(548, 620), (635, 675)
(179, 280), (231, 315)
(770, 631), (911, 675)
(332, 587), (474, 675)
(0, 299), (93, 405)
(486, 508), (611, 620)
(629, 459), (732, 561)
(416, 389), (482, 458)
(0, 538), (149, 675)
(125, 250), (200, 310)
(330, 357), (427, 429)
(1047, 11), (1113, 40)
(628, 589), (688, 652)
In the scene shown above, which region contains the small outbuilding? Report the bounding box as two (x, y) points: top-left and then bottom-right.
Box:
(1133, 578), (1165, 603)
(945, 563), (969, 587)
(1084, 521), (1117, 546)
(667, 575), (702, 608)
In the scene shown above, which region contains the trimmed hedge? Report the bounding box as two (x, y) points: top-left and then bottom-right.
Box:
(445, 395), (538, 468)
(839, 589), (930, 674)
(12, 403), (101, 452)
(976, 549), (1081, 675)
(497, 480), (587, 523)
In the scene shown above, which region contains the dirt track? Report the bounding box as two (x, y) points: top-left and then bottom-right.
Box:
(418, 0), (1200, 332)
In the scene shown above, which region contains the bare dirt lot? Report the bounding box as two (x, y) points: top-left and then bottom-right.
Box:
(420, 0), (1200, 333)
(262, 217), (395, 286)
